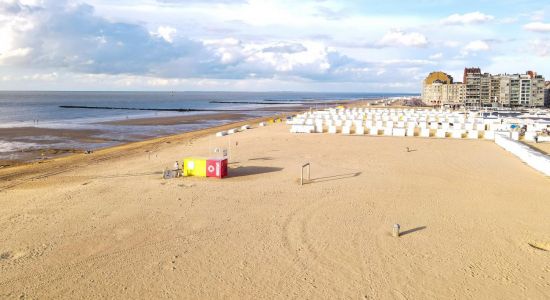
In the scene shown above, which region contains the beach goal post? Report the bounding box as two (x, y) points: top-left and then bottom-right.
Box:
(301, 163), (310, 186)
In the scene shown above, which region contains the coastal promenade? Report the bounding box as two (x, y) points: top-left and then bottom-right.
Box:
(1, 113), (549, 299)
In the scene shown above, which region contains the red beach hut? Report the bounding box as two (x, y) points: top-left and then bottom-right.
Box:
(206, 158), (228, 178)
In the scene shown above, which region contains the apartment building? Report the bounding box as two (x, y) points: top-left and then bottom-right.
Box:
(498, 75), (511, 106)
(509, 76), (521, 106)
(501, 73), (545, 107)
(544, 81), (550, 107)
(464, 68), (481, 107)
(425, 68), (547, 108)
(530, 75), (545, 107)
(421, 71), (465, 107)
(490, 75), (501, 104)
(480, 73), (492, 106)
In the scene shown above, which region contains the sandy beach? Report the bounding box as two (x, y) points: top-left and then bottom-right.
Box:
(1, 116), (549, 299)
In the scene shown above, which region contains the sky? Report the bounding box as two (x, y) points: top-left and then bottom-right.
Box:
(0, 0), (549, 92)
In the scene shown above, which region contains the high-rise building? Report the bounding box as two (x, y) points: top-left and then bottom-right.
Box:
(519, 74), (532, 106)
(498, 72), (545, 107)
(529, 73), (545, 107)
(509, 75), (521, 107)
(490, 75), (501, 104)
(480, 73), (491, 106)
(441, 68), (547, 108)
(544, 81), (550, 107)
(464, 68), (481, 107)
(498, 76), (511, 107)
(421, 71), (464, 107)
(463, 67), (480, 83)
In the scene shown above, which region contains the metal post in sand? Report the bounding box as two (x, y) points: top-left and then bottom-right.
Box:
(300, 163), (310, 186)
(392, 224), (400, 237)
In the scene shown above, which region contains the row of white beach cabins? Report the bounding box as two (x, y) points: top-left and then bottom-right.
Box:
(215, 123), (265, 137)
(288, 108), (550, 142)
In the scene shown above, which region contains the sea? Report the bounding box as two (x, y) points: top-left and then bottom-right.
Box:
(0, 91), (417, 161)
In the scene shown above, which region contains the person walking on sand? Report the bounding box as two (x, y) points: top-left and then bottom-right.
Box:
(174, 161), (181, 177)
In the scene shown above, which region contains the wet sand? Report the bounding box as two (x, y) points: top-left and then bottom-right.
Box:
(0, 127), (113, 167)
(0, 112), (270, 165)
(0, 115), (549, 299)
(0, 149), (85, 169)
(101, 113), (252, 126)
(0, 127), (107, 143)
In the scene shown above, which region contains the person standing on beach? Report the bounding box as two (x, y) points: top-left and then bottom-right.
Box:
(174, 161), (181, 177)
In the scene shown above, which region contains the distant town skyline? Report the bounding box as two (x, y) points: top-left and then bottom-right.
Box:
(422, 68), (549, 107)
(1, 0), (550, 92)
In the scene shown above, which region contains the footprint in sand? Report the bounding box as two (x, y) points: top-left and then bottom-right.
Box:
(0, 250), (27, 261)
(0, 251), (12, 260)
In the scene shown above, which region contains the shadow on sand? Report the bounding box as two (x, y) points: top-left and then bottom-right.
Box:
(399, 226), (427, 237)
(91, 171), (163, 179)
(248, 157), (274, 161)
(306, 172), (362, 184)
(229, 166), (283, 178)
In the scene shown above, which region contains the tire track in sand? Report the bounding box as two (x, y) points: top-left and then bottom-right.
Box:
(0, 226), (221, 294)
(279, 194), (376, 298)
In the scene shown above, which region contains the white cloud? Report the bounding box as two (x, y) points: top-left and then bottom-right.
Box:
(0, 9), (35, 55)
(153, 26), (177, 43)
(203, 38), (244, 65)
(498, 17), (518, 24)
(464, 40), (490, 51)
(3, 0), (547, 91)
(377, 29), (428, 47)
(203, 38), (241, 46)
(263, 43), (307, 54)
(443, 40), (461, 48)
(0, 71), (58, 82)
(530, 11), (545, 22)
(379, 59), (435, 67)
(523, 22), (550, 33)
(0, 0), (381, 83)
(201, 39), (345, 76)
(28, 72), (58, 81)
(441, 12), (494, 25)
(530, 39), (550, 57)
(461, 40), (490, 56)
(0, 47), (32, 64)
(429, 52), (443, 60)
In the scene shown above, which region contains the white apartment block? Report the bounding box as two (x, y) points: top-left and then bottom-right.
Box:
(422, 82), (465, 107)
